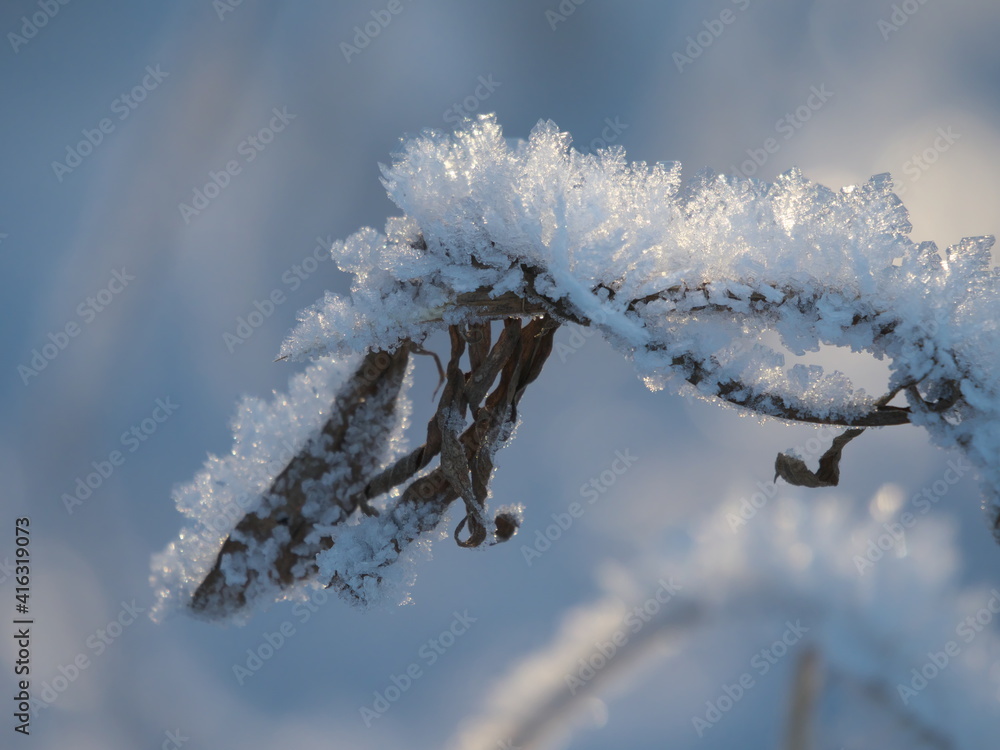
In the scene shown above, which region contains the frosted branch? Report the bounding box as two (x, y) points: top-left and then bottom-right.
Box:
(153, 114), (1000, 622)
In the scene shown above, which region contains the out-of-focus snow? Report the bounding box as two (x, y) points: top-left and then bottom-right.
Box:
(450, 490), (1000, 749)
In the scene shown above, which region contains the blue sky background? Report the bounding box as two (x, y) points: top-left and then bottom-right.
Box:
(3, 1), (1000, 747)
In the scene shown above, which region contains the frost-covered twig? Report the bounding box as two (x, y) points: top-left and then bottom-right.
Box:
(452, 276), (917, 427)
(189, 347), (410, 618)
(160, 314), (557, 619)
(152, 114), (1000, 622)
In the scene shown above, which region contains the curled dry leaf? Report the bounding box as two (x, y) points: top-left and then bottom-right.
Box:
(774, 429), (866, 488)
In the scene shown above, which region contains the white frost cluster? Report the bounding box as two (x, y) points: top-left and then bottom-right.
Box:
(317, 498), (442, 610)
(149, 354), (411, 623)
(281, 113), (1000, 529)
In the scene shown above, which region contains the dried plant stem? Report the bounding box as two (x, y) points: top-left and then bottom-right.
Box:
(191, 314), (558, 615)
(784, 646), (822, 750)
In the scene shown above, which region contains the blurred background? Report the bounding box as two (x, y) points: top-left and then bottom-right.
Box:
(3, 1), (1000, 747)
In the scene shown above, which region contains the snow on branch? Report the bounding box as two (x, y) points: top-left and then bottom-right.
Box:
(152, 114), (1000, 622)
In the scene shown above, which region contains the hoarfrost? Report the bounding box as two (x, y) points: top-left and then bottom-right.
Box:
(150, 351), (411, 623)
(154, 114), (1000, 621)
(280, 114), (1000, 532)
